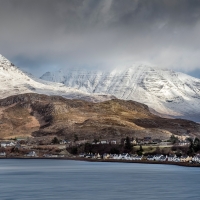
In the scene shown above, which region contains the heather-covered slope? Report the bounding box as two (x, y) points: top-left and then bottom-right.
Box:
(41, 66), (200, 121)
(0, 93), (199, 140)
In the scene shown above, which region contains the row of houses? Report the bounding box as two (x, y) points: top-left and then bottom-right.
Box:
(146, 154), (192, 162)
(0, 141), (16, 147)
(26, 152), (65, 158)
(0, 151), (67, 158)
(79, 153), (200, 163)
(43, 154), (65, 158)
(90, 137), (191, 146)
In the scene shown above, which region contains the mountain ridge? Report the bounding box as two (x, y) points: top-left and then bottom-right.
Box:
(0, 54), (114, 102)
(40, 65), (200, 122)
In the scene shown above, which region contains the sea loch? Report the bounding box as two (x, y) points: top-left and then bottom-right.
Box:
(0, 159), (200, 200)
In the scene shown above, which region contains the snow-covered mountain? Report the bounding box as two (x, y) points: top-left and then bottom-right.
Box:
(0, 54), (114, 102)
(41, 65), (200, 121)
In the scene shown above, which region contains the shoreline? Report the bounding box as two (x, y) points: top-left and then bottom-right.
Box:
(1, 157), (200, 167)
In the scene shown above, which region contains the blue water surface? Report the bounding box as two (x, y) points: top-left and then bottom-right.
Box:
(0, 159), (200, 200)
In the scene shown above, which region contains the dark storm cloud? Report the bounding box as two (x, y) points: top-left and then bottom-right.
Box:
(0, 0), (200, 76)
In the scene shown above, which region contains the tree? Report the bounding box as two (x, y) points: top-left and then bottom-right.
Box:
(188, 137), (200, 154)
(193, 138), (200, 152)
(124, 136), (133, 152)
(52, 137), (59, 144)
(74, 134), (79, 142)
(93, 138), (99, 144)
(137, 145), (143, 156)
(170, 135), (179, 144)
(71, 147), (78, 155)
(84, 143), (92, 153)
(110, 147), (120, 154)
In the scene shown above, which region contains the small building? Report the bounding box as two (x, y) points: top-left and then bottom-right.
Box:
(60, 140), (67, 145)
(167, 154), (177, 162)
(159, 141), (171, 146)
(159, 155), (167, 162)
(100, 140), (108, 144)
(143, 137), (152, 144)
(153, 154), (164, 161)
(180, 155), (192, 162)
(43, 154), (52, 158)
(131, 139), (137, 145)
(0, 152), (6, 156)
(110, 140), (117, 144)
(135, 155), (143, 160)
(178, 140), (190, 146)
(152, 139), (162, 144)
(146, 155), (154, 161)
(96, 153), (101, 159)
(192, 155), (200, 163)
(26, 151), (37, 157)
(119, 153), (129, 160)
(1, 141), (15, 147)
(15, 142), (21, 149)
(103, 153), (110, 159)
(136, 139), (144, 144)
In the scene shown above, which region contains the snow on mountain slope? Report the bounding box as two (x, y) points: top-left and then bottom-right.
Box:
(0, 55), (114, 102)
(41, 65), (200, 121)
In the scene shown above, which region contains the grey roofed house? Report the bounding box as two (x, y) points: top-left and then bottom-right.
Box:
(0, 141), (15, 147)
(153, 154), (164, 161)
(167, 154), (177, 162)
(159, 155), (167, 161)
(146, 155), (154, 161)
(192, 155), (200, 163)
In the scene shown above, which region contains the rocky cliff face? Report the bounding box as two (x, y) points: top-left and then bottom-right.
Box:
(0, 93), (199, 140)
(41, 65), (200, 122)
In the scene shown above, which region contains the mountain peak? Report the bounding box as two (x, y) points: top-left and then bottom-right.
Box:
(0, 54), (14, 68)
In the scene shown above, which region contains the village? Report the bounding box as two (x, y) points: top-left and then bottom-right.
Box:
(78, 152), (200, 164)
(0, 135), (200, 165)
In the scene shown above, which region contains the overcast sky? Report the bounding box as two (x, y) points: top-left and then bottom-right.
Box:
(0, 0), (200, 77)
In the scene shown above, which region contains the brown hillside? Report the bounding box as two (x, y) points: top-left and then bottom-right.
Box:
(0, 93), (199, 140)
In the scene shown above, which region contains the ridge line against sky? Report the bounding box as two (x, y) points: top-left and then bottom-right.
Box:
(0, 0), (200, 78)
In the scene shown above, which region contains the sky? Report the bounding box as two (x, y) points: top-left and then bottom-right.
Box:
(0, 0), (200, 77)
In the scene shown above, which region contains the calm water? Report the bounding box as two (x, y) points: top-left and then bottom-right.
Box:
(0, 159), (200, 200)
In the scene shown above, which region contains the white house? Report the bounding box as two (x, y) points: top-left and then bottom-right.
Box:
(59, 140), (67, 145)
(100, 140), (108, 144)
(159, 155), (167, 162)
(178, 140), (190, 146)
(118, 153), (129, 159)
(146, 155), (155, 161)
(192, 155), (200, 163)
(167, 155), (177, 162)
(153, 154), (164, 161)
(1, 141), (15, 147)
(0, 152), (6, 156)
(103, 153), (110, 159)
(26, 151), (37, 157)
(135, 155), (143, 160)
(119, 153), (132, 160)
